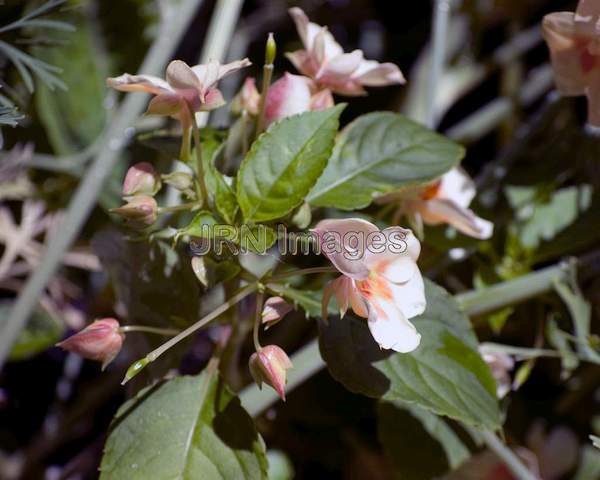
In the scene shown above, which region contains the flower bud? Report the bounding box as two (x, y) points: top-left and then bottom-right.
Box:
(261, 296), (293, 329)
(231, 77), (260, 115)
(110, 195), (158, 228)
(123, 162), (161, 197)
(161, 171), (194, 192)
(265, 32), (276, 66)
(56, 318), (124, 370)
(249, 345), (292, 400)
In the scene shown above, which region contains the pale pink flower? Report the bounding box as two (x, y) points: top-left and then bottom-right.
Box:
(315, 218), (425, 353)
(287, 7), (405, 95)
(57, 318), (124, 369)
(479, 344), (515, 398)
(232, 73), (334, 126)
(261, 296), (293, 329)
(543, 0), (600, 126)
(249, 345), (293, 400)
(107, 58), (251, 128)
(122, 162), (161, 197)
(403, 168), (493, 240)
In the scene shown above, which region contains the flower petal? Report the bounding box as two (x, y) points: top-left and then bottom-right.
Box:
(354, 60), (406, 86)
(366, 298), (421, 352)
(576, 0), (600, 36)
(285, 50), (316, 77)
(146, 93), (183, 116)
(312, 218), (379, 279)
(106, 73), (172, 94)
(387, 268), (426, 319)
(166, 60), (200, 90)
(542, 12), (587, 95)
(198, 88), (226, 111)
(419, 198), (493, 239)
(309, 88), (335, 110)
(438, 167), (476, 207)
(265, 73), (312, 125)
(288, 7), (323, 51)
(318, 50), (364, 83)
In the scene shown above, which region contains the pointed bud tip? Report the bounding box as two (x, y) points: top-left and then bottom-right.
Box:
(265, 32), (276, 65)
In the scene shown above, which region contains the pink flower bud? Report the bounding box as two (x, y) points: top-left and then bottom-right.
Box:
(110, 195), (158, 228)
(231, 77), (261, 115)
(249, 345), (293, 400)
(123, 162), (161, 197)
(261, 296), (293, 329)
(56, 318), (124, 369)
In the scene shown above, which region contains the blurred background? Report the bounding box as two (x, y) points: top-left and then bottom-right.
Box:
(1, 0), (600, 479)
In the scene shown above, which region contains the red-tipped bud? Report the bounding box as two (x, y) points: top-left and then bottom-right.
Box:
(261, 296), (293, 329)
(249, 345), (292, 401)
(110, 195), (158, 228)
(56, 318), (124, 369)
(123, 162), (161, 197)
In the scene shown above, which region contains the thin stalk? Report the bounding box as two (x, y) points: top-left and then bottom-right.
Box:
(119, 325), (179, 336)
(253, 291), (265, 352)
(480, 342), (560, 360)
(479, 430), (538, 480)
(270, 266), (337, 282)
(180, 126), (191, 162)
(158, 202), (198, 214)
(190, 110), (209, 206)
(255, 64), (273, 136)
(145, 283), (257, 362)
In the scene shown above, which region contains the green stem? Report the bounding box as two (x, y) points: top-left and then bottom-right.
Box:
(270, 266), (337, 282)
(480, 342), (560, 360)
(255, 63), (273, 137)
(180, 126), (191, 162)
(144, 283), (257, 363)
(119, 325), (180, 336)
(253, 291), (264, 352)
(190, 111), (208, 206)
(157, 202), (198, 214)
(479, 430), (538, 480)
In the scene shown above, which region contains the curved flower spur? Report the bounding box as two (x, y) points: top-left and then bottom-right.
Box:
(314, 218), (426, 353)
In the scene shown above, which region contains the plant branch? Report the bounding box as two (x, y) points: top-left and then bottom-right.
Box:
(479, 430), (538, 480)
(190, 110), (209, 206)
(0, 0), (206, 369)
(119, 325), (179, 336)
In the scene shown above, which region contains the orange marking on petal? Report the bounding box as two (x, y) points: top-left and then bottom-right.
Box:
(356, 276), (393, 302)
(421, 181), (442, 200)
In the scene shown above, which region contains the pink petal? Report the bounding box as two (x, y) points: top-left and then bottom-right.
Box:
(198, 88), (226, 112)
(288, 7), (323, 52)
(362, 227), (421, 274)
(312, 218), (379, 279)
(146, 93), (183, 116)
(542, 12), (587, 95)
(366, 297), (421, 352)
(106, 73), (172, 95)
(354, 60), (406, 86)
(318, 50), (364, 83)
(262, 296), (293, 326)
(309, 88), (335, 110)
(265, 73), (312, 125)
(576, 0), (600, 36)
(419, 198), (494, 239)
(285, 50), (317, 78)
(166, 60), (201, 90)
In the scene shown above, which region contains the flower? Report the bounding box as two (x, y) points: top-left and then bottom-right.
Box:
(479, 344), (515, 398)
(249, 345), (293, 400)
(107, 58), (251, 128)
(401, 168), (493, 239)
(56, 318), (124, 369)
(261, 296), (293, 329)
(232, 73), (334, 126)
(287, 7), (405, 95)
(543, 0), (600, 126)
(110, 195), (158, 228)
(315, 218), (425, 353)
(122, 162), (161, 197)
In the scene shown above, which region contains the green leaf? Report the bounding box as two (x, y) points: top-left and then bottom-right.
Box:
(175, 211), (219, 243)
(34, 10), (108, 155)
(378, 401), (471, 480)
(307, 112), (464, 210)
(100, 370), (268, 479)
(1, 302), (62, 361)
(204, 146), (238, 225)
(237, 105), (345, 222)
(318, 279), (500, 429)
